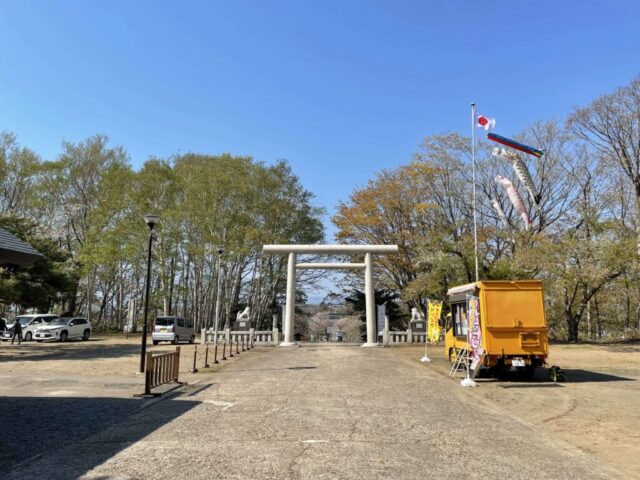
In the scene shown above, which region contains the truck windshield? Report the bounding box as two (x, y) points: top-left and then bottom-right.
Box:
(452, 303), (469, 337)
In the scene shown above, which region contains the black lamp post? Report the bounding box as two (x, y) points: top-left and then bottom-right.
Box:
(212, 245), (224, 364)
(139, 214), (160, 373)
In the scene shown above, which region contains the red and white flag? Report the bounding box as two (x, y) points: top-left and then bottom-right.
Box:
(476, 113), (495, 131)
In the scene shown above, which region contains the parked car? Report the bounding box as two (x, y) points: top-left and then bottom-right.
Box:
(152, 316), (195, 345)
(33, 317), (91, 342)
(1, 314), (59, 342)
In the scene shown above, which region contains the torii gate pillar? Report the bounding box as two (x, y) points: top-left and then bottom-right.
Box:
(262, 244), (399, 347)
(280, 252), (298, 347)
(363, 252), (377, 347)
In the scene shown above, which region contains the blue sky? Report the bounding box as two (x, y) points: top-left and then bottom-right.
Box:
(1, 0), (639, 243)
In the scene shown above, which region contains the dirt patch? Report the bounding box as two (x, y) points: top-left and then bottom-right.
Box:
(0, 336), (203, 376)
(399, 342), (640, 479)
(0, 335), (246, 397)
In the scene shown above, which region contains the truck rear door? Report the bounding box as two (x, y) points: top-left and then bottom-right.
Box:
(482, 281), (548, 356)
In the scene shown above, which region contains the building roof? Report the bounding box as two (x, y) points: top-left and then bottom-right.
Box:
(0, 227), (43, 266)
(446, 282), (478, 296)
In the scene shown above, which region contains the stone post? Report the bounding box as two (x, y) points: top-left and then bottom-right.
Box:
(362, 252), (378, 347)
(201, 328), (207, 345)
(407, 328), (413, 344)
(127, 298), (137, 333)
(383, 314), (389, 346)
(280, 252), (297, 346)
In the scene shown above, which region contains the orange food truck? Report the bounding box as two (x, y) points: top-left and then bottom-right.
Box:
(445, 280), (549, 378)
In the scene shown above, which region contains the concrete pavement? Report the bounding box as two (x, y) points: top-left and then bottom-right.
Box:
(5, 343), (627, 479)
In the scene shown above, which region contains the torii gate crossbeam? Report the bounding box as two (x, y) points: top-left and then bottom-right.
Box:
(262, 244), (399, 347)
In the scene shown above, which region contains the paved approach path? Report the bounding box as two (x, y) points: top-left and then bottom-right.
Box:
(8, 344), (626, 479)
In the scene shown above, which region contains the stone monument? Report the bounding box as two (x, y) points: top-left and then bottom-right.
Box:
(410, 307), (426, 333)
(234, 306), (252, 331)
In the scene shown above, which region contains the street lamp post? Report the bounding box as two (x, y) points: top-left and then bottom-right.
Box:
(212, 245), (224, 364)
(139, 214), (159, 374)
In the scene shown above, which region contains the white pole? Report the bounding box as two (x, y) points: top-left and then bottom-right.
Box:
(421, 301), (431, 363)
(471, 102), (479, 282)
(362, 252), (378, 347)
(280, 252), (297, 347)
(464, 104), (480, 386)
(420, 336), (430, 363)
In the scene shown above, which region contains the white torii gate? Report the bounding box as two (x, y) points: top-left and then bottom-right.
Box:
(262, 244), (399, 347)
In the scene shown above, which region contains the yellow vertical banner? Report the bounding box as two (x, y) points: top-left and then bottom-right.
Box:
(427, 300), (442, 343)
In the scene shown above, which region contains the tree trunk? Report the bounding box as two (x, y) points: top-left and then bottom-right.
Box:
(168, 255), (175, 316)
(594, 294), (602, 339)
(586, 299), (591, 340)
(624, 274), (631, 333)
(85, 267), (97, 323)
(62, 286), (78, 317)
(566, 310), (580, 343)
(634, 185), (640, 256)
(182, 254), (190, 318)
(97, 286), (111, 325)
(158, 239), (170, 317)
(117, 262), (124, 329)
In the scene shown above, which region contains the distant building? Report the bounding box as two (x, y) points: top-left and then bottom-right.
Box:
(0, 227), (43, 267)
(325, 323), (342, 342)
(293, 305), (359, 342)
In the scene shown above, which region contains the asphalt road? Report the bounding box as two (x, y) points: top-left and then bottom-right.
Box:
(4, 343), (627, 479)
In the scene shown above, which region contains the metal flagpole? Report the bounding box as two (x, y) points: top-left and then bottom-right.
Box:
(471, 102), (479, 282)
(420, 299), (431, 363)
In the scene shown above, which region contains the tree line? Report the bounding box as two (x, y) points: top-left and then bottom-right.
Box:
(0, 133), (324, 331)
(4, 77), (640, 343)
(334, 77), (640, 342)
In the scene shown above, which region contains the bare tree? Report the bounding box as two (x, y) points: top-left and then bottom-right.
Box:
(569, 77), (640, 253)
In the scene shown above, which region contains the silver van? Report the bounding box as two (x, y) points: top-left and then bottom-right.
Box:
(151, 316), (195, 345)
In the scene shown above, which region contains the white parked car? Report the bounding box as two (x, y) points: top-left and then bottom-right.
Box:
(1, 314), (58, 342)
(152, 316), (195, 345)
(34, 317), (92, 342)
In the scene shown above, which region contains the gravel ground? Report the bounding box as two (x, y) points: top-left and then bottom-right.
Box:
(399, 341), (640, 479)
(1, 339), (629, 479)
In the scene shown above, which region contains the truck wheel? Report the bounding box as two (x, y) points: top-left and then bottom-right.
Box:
(25, 332), (32, 342)
(172, 336), (179, 345)
(152, 340), (159, 345)
(59, 331), (68, 342)
(82, 329), (91, 341)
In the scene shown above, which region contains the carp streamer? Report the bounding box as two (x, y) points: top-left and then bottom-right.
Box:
(487, 132), (544, 158)
(495, 175), (531, 230)
(492, 147), (541, 208)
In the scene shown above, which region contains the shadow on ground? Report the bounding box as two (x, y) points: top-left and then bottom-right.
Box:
(561, 369), (635, 383)
(501, 383), (565, 389)
(460, 366), (634, 385)
(491, 368), (635, 385)
(0, 394), (199, 477)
